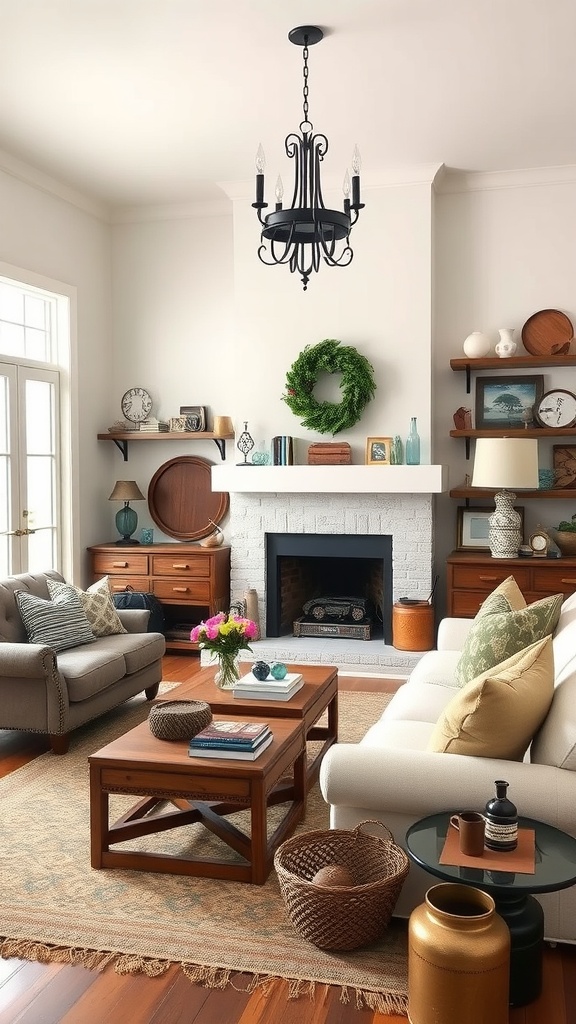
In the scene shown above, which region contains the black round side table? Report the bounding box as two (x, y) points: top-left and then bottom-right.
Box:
(406, 813), (576, 1006)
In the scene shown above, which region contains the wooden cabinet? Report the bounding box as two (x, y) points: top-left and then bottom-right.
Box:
(446, 550), (576, 617)
(88, 543), (231, 652)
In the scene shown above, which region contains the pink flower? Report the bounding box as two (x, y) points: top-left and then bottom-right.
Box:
(190, 624), (201, 642)
(243, 619), (258, 640)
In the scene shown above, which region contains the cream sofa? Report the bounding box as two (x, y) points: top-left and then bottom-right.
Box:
(0, 570), (165, 753)
(319, 591), (576, 944)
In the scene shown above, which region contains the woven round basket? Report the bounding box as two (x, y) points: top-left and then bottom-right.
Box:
(274, 821), (409, 951)
(148, 700), (213, 741)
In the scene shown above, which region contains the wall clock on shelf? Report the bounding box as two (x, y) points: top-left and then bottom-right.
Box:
(534, 389), (576, 429)
(121, 387), (153, 423)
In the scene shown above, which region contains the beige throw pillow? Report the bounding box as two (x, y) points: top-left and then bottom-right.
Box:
(47, 576), (127, 637)
(428, 636), (554, 760)
(454, 592), (562, 689)
(479, 575), (526, 614)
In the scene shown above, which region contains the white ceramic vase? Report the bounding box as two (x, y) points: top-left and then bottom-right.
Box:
(495, 328), (517, 358)
(463, 331), (491, 358)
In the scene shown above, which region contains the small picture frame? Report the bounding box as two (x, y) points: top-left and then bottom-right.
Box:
(553, 444), (576, 488)
(365, 436), (393, 465)
(169, 416), (187, 432)
(179, 405), (206, 432)
(475, 375), (544, 429)
(456, 505), (525, 550)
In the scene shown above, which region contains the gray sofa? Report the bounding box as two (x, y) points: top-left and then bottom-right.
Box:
(0, 570), (165, 753)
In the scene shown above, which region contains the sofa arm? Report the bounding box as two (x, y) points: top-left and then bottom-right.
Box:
(117, 608), (150, 633)
(319, 745), (576, 836)
(437, 617), (473, 651)
(0, 641), (57, 678)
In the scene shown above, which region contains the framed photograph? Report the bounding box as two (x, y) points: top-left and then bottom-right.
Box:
(456, 505), (525, 550)
(169, 416), (187, 432)
(553, 444), (576, 488)
(179, 405), (206, 432)
(475, 375), (544, 429)
(365, 436), (393, 465)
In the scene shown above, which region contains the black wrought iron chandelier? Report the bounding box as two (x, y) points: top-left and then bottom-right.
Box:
(252, 26), (364, 291)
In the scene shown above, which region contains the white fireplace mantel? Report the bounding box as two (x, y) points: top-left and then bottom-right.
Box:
(212, 464), (448, 494)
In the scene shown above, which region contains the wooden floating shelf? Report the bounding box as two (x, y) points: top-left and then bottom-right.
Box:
(97, 431), (234, 462)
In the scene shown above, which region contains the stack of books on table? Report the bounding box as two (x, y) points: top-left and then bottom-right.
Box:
(233, 672), (304, 702)
(188, 720), (273, 760)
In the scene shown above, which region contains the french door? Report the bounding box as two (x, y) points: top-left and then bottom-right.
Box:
(0, 362), (60, 575)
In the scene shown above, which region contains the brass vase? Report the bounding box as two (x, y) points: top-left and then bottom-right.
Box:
(408, 883), (510, 1024)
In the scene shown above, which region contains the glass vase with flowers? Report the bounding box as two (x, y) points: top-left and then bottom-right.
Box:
(190, 612), (258, 689)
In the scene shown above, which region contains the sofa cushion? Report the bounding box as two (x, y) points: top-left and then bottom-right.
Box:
(15, 588), (95, 653)
(55, 639), (128, 701)
(47, 576), (127, 637)
(428, 637), (554, 760)
(454, 593), (563, 688)
(409, 650), (462, 689)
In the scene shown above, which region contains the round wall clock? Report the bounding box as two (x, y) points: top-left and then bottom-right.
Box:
(121, 387), (153, 423)
(534, 389), (576, 429)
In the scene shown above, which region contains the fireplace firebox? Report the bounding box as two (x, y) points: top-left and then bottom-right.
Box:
(265, 533), (393, 643)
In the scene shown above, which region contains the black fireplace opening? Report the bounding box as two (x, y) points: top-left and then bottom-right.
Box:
(265, 533), (393, 643)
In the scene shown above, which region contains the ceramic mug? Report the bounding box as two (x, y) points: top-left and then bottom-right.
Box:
(450, 811), (486, 857)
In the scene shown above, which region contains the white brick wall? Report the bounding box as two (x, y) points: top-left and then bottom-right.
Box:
(228, 491), (435, 636)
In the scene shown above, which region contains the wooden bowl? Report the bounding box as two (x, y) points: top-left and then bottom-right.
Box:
(553, 531), (576, 555)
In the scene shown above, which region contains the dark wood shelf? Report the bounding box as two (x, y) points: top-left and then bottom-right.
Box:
(450, 355), (576, 371)
(450, 428), (576, 438)
(97, 431), (234, 462)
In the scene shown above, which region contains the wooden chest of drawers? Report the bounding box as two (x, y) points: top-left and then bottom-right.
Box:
(88, 543), (231, 652)
(447, 550), (576, 617)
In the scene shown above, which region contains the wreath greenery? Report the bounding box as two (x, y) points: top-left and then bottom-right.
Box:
(283, 339), (376, 435)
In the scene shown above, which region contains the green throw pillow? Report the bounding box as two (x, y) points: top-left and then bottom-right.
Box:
(455, 593), (563, 689)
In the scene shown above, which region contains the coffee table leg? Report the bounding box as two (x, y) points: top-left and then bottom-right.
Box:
(250, 777), (267, 885)
(89, 763), (108, 869)
(493, 892), (544, 1006)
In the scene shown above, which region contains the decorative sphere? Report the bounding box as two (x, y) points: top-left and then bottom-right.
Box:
(312, 864), (355, 887)
(270, 661), (288, 680)
(463, 331), (491, 358)
(252, 661), (270, 681)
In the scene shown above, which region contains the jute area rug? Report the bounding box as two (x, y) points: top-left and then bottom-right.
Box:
(0, 686), (408, 1016)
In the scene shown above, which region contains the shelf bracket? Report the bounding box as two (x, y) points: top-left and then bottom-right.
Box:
(465, 365), (471, 393)
(112, 438), (129, 461)
(212, 439), (226, 460)
(465, 437), (471, 460)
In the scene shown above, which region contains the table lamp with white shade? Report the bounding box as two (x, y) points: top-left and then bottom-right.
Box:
(471, 437), (539, 557)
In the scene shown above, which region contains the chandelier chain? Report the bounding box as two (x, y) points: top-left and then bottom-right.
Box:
(302, 44), (310, 125)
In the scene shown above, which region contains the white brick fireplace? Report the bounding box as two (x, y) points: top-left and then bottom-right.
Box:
(211, 465), (447, 674)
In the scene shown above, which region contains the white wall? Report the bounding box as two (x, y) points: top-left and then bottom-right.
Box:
(433, 170), (576, 611)
(0, 166), (112, 581)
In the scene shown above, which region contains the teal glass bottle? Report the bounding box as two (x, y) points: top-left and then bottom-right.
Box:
(406, 417), (421, 465)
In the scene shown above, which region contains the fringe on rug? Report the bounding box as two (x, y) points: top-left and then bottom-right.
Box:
(0, 939), (408, 1015)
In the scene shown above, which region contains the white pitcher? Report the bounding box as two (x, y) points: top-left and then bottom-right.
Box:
(495, 328), (517, 357)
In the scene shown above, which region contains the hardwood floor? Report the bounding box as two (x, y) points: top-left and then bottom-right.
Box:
(1, 654), (575, 1023)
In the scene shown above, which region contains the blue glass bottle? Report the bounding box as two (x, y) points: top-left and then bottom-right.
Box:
(405, 417), (420, 465)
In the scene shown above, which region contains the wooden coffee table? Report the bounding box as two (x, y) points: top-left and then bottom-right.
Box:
(179, 662), (338, 790)
(89, 714), (306, 885)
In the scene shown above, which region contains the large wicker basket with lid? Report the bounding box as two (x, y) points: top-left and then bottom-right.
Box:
(274, 821), (409, 950)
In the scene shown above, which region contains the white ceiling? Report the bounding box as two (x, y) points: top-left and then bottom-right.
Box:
(1, 0), (575, 209)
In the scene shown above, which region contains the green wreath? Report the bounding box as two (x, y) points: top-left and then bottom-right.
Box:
(283, 339), (376, 435)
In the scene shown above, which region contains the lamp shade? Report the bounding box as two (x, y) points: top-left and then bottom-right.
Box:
(471, 438), (539, 490)
(108, 480), (145, 502)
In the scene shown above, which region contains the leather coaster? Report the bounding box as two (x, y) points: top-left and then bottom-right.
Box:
(439, 825), (536, 874)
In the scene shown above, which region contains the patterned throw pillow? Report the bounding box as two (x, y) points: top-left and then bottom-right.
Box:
(15, 588), (96, 652)
(47, 576), (127, 637)
(428, 637), (554, 759)
(454, 592), (563, 689)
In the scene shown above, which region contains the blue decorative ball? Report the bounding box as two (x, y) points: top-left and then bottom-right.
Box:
(252, 661), (270, 681)
(270, 662), (288, 680)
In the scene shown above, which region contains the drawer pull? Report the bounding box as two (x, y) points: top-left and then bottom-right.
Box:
(561, 578), (576, 585)
(172, 563), (190, 570)
(113, 561), (129, 568)
(478, 575), (499, 582)
(172, 586), (190, 593)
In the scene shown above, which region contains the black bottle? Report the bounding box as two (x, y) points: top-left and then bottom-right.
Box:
(484, 780), (518, 852)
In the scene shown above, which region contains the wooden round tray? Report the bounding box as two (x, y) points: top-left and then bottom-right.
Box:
(521, 309), (573, 355)
(147, 455), (229, 540)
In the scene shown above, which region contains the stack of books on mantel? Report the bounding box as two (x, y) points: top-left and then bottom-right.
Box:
(188, 720), (273, 760)
(233, 672), (304, 702)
